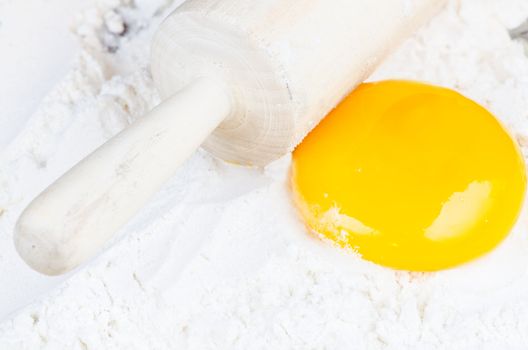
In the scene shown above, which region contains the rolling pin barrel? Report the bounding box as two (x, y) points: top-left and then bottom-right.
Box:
(152, 0), (446, 164)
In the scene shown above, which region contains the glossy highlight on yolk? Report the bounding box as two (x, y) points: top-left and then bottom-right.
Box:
(291, 80), (526, 271)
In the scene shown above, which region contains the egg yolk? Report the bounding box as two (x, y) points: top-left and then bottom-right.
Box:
(291, 80), (526, 271)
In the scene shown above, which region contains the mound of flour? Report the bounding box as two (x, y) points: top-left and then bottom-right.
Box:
(1, 0), (528, 348)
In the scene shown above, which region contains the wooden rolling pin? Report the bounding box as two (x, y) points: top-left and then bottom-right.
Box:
(15, 0), (446, 275)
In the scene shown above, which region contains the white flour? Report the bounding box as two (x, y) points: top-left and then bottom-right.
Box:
(2, 0), (528, 349)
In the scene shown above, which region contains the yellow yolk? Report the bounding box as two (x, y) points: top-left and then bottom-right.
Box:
(291, 80), (526, 271)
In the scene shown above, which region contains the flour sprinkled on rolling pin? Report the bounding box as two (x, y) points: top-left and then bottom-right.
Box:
(14, 0), (446, 276)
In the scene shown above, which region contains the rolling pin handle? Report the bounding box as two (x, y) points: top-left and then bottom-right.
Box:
(15, 77), (232, 275)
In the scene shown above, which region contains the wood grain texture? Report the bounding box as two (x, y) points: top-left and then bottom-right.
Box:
(151, 0), (447, 165)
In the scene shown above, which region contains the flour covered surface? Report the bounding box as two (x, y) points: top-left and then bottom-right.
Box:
(1, 0), (528, 349)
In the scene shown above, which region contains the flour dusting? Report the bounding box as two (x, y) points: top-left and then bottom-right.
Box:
(1, 0), (528, 349)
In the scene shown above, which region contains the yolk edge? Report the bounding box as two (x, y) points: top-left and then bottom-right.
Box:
(291, 80), (526, 271)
